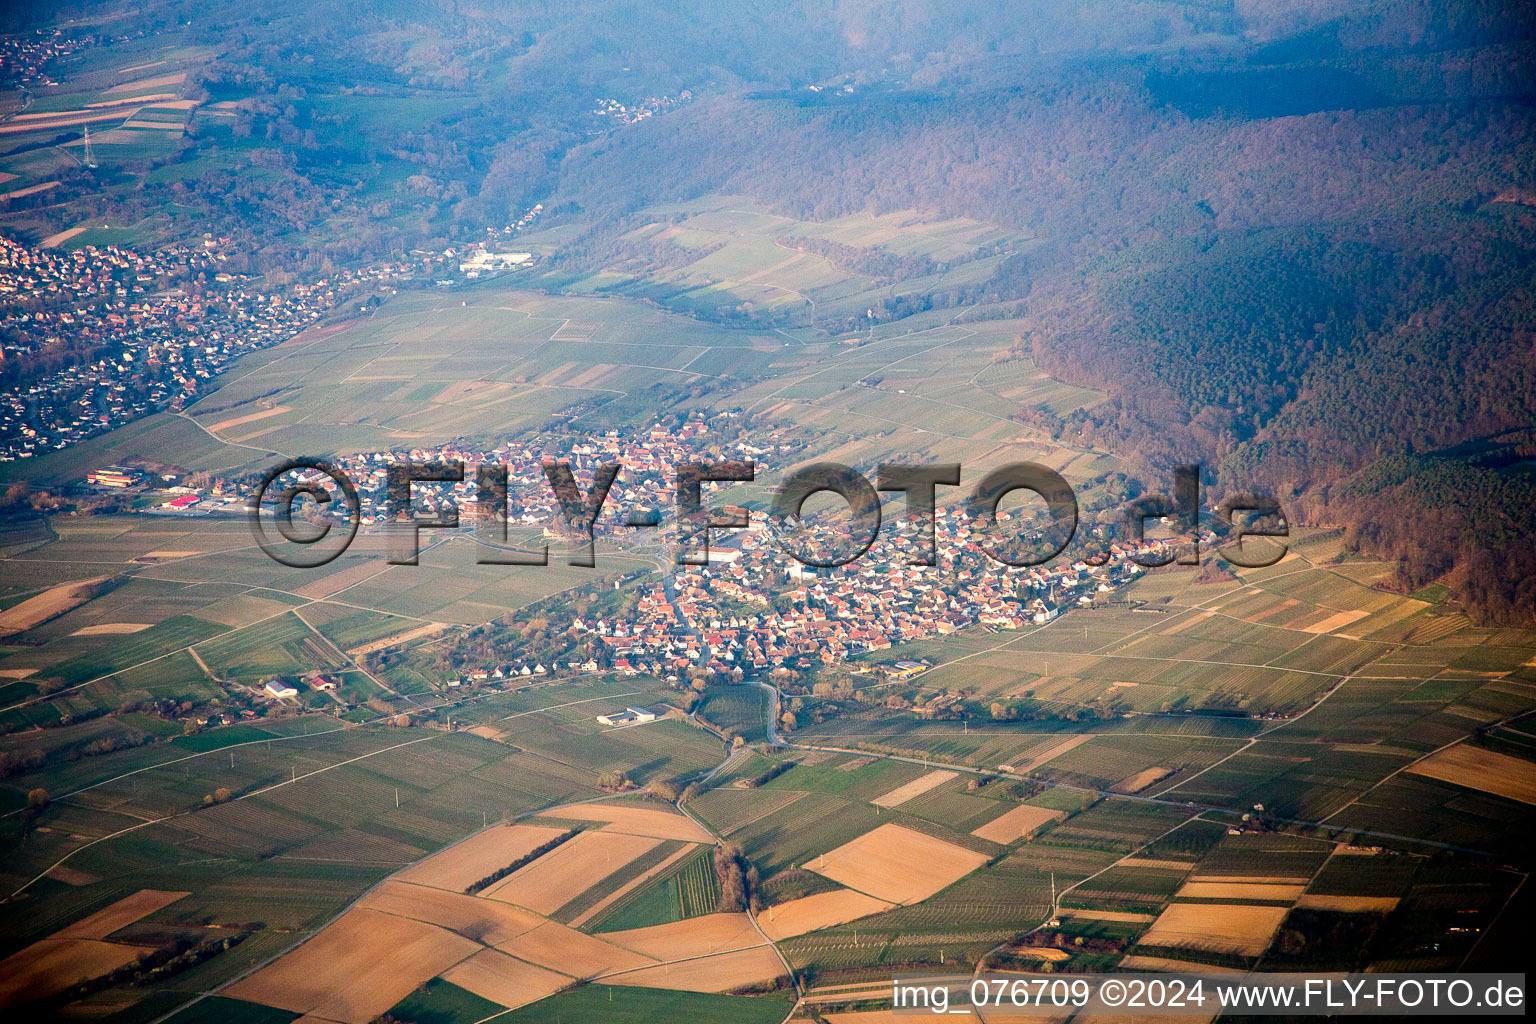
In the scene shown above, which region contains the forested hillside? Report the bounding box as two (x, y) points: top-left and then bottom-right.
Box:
(531, 1), (1536, 622)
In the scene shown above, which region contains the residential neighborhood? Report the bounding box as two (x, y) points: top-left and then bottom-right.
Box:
(219, 421), (1194, 692)
(0, 234), (518, 464)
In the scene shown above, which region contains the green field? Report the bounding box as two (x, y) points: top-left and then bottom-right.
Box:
(590, 845), (721, 932)
(384, 979), (502, 1024)
(697, 685), (770, 742)
(160, 996), (299, 1024)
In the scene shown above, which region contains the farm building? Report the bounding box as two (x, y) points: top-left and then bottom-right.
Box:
(87, 465), (139, 487)
(596, 707), (658, 727)
(264, 680), (299, 698)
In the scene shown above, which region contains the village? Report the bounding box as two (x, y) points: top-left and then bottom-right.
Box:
(0, 26), (81, 89)
(0, 233), (539, 465)
(191, 420), (1208, 705)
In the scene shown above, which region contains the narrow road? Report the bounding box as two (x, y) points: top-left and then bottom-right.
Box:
(675, 733), (805, 1017)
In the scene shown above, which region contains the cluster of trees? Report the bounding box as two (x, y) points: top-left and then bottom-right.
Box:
(0, 748), (45, 779)
(28, 929), (252, 1014)
(713, 842), (759, 913)
(1028, 211), (1535, 621)
(596, 770), (633, 791)
(989, 698), (1119, 724)
(416, 601), (620, 681)
(739, 760), (793, 788)
(1323, 448), (1536, 623)
(0, 694), (190, 761)
(0, 488), (130, 525)
(1270, 907), (1386, 967)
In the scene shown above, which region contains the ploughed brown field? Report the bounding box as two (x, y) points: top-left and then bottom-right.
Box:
(0, 889), (189, 1005)
(224, 907), (479, 1024)
(357, 880), (544, 945)
(600, 913), (764, 959)
(440, 948), (568, 1010)
(807, 823), (989, 904)
(70, 622), (152, 636)
(970, 803), (1063, 844)
(1112, 766), (1172, 794)
(1139, 902), (1289, 956)
(394, 823), (567, 891)
(1295, 894), (1400, 912)
(498, 919), (654, 977)
(603, 944), (786, 993)
(0, 939), (152, 1005)
(1173, 881), (1305, 902)
(569, 843), (699, 928)
(759, 888), (893, 940)
(1406, 744), (1536, 806)
(55, 890), (189, 939)
(541, 802), (713, 841)
(205, 405), (290, 433)
(481, 830), (664, 915)
(0, 577), (107, 635)
(870, 769), (957, 808)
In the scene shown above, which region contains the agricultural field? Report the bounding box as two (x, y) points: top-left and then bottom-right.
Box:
(697, 685), (771, 742)
(497, 986), (793, 1024)
(222, 806), (787, 1020)
(0, 707), (776, 1020)
(0, 42), (212, 249)
(523, 197), (1040, 327)
(2, 523), (1532, 1016)
(589, 845), (721, 932)
(11, 288), (785, 487)
(805, 823), (989, 904)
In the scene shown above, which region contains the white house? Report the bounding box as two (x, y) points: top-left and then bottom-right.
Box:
(264, 680), (299, 699)
(1029, 598), (1060, 625)
(596, 706), (658, 727)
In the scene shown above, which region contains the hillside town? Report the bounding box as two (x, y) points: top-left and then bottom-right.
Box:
(0, 234), (336, 462)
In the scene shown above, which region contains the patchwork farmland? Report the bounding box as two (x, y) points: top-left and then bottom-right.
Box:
(0, 227), (1529, 1024)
